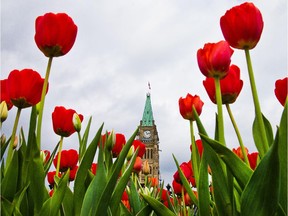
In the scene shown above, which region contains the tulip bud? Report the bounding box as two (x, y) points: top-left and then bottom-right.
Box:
(0, 101), (8, 122)
(35, 102), (41, 115)
(143, 160), (150, 175)
(127, 145), (135, 161)
(1, 134), (6, 147)
(106, 130), (116, 151)
(40, 150), (50, 164)
(73, 113), (82, 132)
(13, 135), (18, 149)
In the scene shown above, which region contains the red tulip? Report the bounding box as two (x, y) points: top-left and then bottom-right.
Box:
(190, 139), (204, 158)
(52, 106), (83, 137)
(132, 156), (142, 173)
(173, 161), (193, 184)
(179, 93), (204, 121)
(148, 177), (159, 187)
(248, 152), (259, 170)
(132, 140), (146, 158)
(6, 69), (46, 109)
(69, 166), (78, 181)
(220, 2), (264, 50)
(172, 179), (184, 195)
(112, 133), (126, 157)
(121, 190), (131, 211)
(197, 41), (234, 79)
(274, 77), (288, 106)
(158, 188), (170, 202)
(91, 163), (97, 175)
(35, 13), (77, 57)
(232, 146), (248, 161)
(47, 171), (61, 186)
(203, 65), (243, 104)
(0, 79), (13, 110)
(41, 150), (50, 164)
(53, 149), (78, 172)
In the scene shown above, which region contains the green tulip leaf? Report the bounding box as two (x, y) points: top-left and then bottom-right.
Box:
(80, 136), (108, 216)
(61, 186), (74, 215)
(0, 136), (11, 161)
(241, 132), (280, 216)
(109, 149), (138, 215)
(1, 150), (19, 202)
(252, 113), (274, 156)
(141, 194), (175, 216)
(79, 116), (92, 161)
(172, 155), (199, 207)
(136, 204), (153, 216)
(200, 134), (253, 189)
(39, 170), (70, 216)
(128, 174), (142, 214)
(198, 150), (211, 216)
(277, 103), (287, 214)
(201, 141), (233, 216)
(73, 123), (103, 215)
(92, 128), (139, 216)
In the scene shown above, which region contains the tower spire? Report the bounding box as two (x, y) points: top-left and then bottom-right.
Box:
(141, 83), (154, 126)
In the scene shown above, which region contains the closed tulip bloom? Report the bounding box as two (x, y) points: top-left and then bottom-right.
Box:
(91, 163), (97, 175)
(53, 149), (78, 172)
(190, 139), (204, 158)
(173, 162), (193, 184)
(52, 106), (83, 137)
(179, 94), (204, 121)
(35, 13), (78, 57)
(233, 147), (248, 161)
(274, 77), (288, 106)
(132, 140), (146, 158)
(132, 156), (142, 173)
(7, 69), (46, 109)
(143, 160), (150, 175)
(248, 152), (259, 170)
(69, 166), (78, 181)
(148, 177), (159, 187)
(112, 133), (126, 157)
(220, 2), (264, 50)
(0, 79), (13, 110)
(47, 171), (61, 186)
(203, 65), (243, 104)
(172, 179), (184, 195)
(197, 41), (234, 79)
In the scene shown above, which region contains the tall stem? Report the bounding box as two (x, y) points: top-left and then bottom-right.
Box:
(225, 104), (249, 165)
(214, 77), (226, 146)
(244, 49), (269, 156)
(36, 57), (53, 149)
(6, 108), (21, 168)
(55, 136), (64, 177)
(189, 120), (199, 186)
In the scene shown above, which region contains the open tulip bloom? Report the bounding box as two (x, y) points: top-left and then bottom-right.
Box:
(1, 3), (286, 216)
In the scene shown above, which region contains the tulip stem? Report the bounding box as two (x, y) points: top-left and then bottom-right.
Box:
(55, 136), (64, 177)
(189, 120), (199, 187)
(214, 77), (226, 146)
(244, 49), (269, 156)
(225, 104), (249, 165)
(36, 57), (53, 149)
(6, 108), (21, 170)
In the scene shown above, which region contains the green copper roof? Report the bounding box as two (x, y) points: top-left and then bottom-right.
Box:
(141, 93), (154, 126)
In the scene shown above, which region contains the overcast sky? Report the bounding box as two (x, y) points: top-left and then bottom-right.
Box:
(1, 0), (287, 185)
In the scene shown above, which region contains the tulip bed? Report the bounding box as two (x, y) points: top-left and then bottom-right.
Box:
(1, 2), (287, 216)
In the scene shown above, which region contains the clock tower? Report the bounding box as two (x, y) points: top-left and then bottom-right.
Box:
(137, 90), (160, 184)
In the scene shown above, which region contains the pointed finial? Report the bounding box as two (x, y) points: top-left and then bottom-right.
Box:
(147, 82), (151, 96)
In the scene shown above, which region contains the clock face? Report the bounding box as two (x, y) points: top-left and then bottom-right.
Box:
(143, 130), (151, 138)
